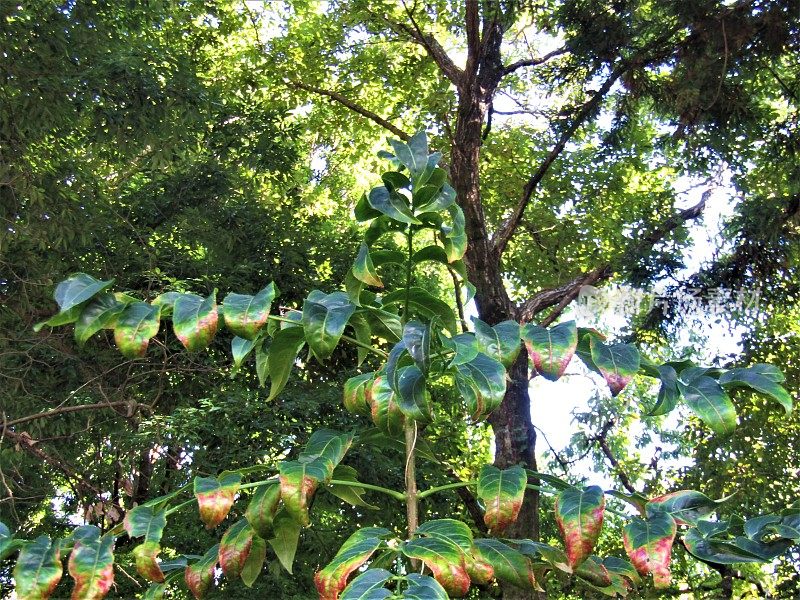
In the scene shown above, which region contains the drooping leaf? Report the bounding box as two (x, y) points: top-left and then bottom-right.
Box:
(440, 332), (479, 366)
(221, 283), (277, 340)
(415, 182), (456, 215)
(368, 375), (405, 436)
(349, 313), (372, 366)
(472, 538), (537, 590)
(602, 556), (641, 586)
(123, 505), (167, 543)
(648, 365), (680, 416)
(113, 302), (161, 358)
(382, 170), (411, 191)
(33, 303), (84, 332)
(328, 464), (379, 509)
(0, 522), (21, 561)
(401, 538), (470, 597)
(142, 582), (166, 600)
(13, 536), (62, 600)
(589, 338), (640, 396)
(367, 185), (420, 225)
(677, 375), (737, 435)
(360, 306), (402, 342)
(74, 293), (126, 346)
(303, 290), (356, 361)
(646, 490), (724, 526)
(415, 519), (473, 553)
(554, 486), (605, 568)
(353, 243), (383, 288)
(574, 555), (612, 587)
(404, 573), (450, 600)
(268, 511), (302, 574)
(267, 325), (306, 400)
(473, 319), (521, 368)
(241, 535), (267, 587)
(403, 321), (431, 373)
(245, 482), (281, 538)
(682, 528), (763, 564)
(219, 519), (254, 580)
(132, 541), (165, 583)
(355, 192), (383, 222)
(522, 321), (578, 381)
(173, 291), (218, 352)
(231, 336), (257, 374)
(622, 512), (677, 588)
(343, 373), (375, 415)
(411, 245), (450, 267)
(315, 528), (389, 600)
(381, 288), (457, 335)
(185, 544), (218, 600)
(719, 364), (792, 413)
(395, 365), (431, 422)
(477, 465), (527, 534)
(255, 340), (269, 387)
(68, 525), (115, 600)
(340, 569), (393, 600)
(454, 352), (507, 420)
(302, 429), (353, 476)
(516, 539), (571, 573)
(442, 204), (467, 262)
(54, 274), (115, 312)
(194, 473), (242, 529)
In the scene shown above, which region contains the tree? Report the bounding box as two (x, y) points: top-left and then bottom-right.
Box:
(2, 134), (798, 600)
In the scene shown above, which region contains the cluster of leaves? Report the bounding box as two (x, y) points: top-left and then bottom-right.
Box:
(4, 134), (799, 599)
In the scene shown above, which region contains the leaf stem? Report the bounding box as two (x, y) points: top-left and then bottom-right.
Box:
(417, 480), (477, 499)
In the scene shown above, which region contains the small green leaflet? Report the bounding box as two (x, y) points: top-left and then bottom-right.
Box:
(622, 512), (677, 589)
(221, 282), (277, 340)
(589, 337), (640, 396)
(219, 519), (255, 580)
(303, 290), (356, 361)
(123, 505), (167, 543)
(185, 544), (218, 600)
(193, 472), (242, 529)
(267, 325), (306, 400)
(245, 482), (281, 538)
(442, 204), (466, 262)
(677, 375), (737, 435)
(68, 525), (115, 600)
(522, 321), (578, 381)
(473, 318), (521, 368)
(113, 302), (161, 358)
(554, 486), (605, 568)
(231, 336), (257, 374)
(13, 535), (62, 600)
(353, 243), (383, 288)
(340, 569), (393, 600)
(477, 465), (527, 534)
(173, 291), (219, 352)
(268, 511), (302, 573)
(389, 131), (431, 179)
(415, 182), (456, 215)
(74, 293), (126, 346)
(314, 528), (388, 600)
(328, 464), (379, 509)
(401, 537), (470, 597)
(719, 363), (792, 413)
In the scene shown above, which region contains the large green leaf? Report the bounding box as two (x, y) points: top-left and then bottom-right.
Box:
(454, 352), (507, 420)
(719, 364), (792, 413)
(328, 464), (379, 509)
(132, 541), (165, 582)
(367, 375), (404, 436)
(415, 519), (473, 553)
(74, 293), (126, 346)
(173, 291), (218, 351)
(268, 511), (302, 574)
(440, 332), (479, 366)
(245, 482), (281, 538)
(303, 290), (356, 360)
(677, 375), (737, 435)
(366, 185), (420, 225)
(521, 321), (577, 381)
(315, 528), (389, 600)
(267, 325), (306, 400)
(381, 288), (456, 335)
(474, 319), (521, 368)
(516, 539), (571, 573)
(123, 505), (167, 543)
(113, 302), (161, 358)
(589, 338), (640, 396)
(68, 525), (115, 600)
(415, 182), (456, 215)
(184, 544), (218, 600)
(401, 537), (470, 597)
(33, 303), (83, 332)
(646, 490), (724, 526)
(353, 243), (383, 288)
(648, 365), (680, 416)
(622, 512), (677, 588)
(0, 522), (22, 561)
(395, 365), (431, 422)
(13, 536), (62, 600)
(221, 282), (277, 340)
(477, 465), (527, 534)
(340, 569), (393, 600)
(404, 573), (450, 599)
(54, 274), (115, 312)
(682, 528), (764, 565)
(241, 535), (267, 587)
(359, 306), (402, 342)
(554, 486), (605, 568)
(219, 519), (255, 580)
(389, 131), (431, 179)
(343, 373), (375, 415)
(193, 473), (242, 529)
(403, 320), (431, 373)
(472, 538), (537, 590)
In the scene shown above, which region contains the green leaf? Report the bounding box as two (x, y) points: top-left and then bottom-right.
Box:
(255, 340), (269, 387)
(221, 283), (277, 340)
(389, 131), (429, 178)
(113, 302), (161, 358)
(554, 486), (605, 568)
(516, 539), (571, 573)
(340, 569), (393, 600)
(267, 325), (306, 401)
(646, 490), (724, 526)
(401, 538), (470, 597)
(328, 464), (379, 509)
(0, 522), (22, 561)
(522, 321), (578, 381)
(133, 541), (165, 582)
(55, 273), (115, 313)
(245, 482), (281, 538)
(648, 365), (680, 416)
(382, 170), (411, 191)
(368, 375), (405, 436)
(367, 185), (420, 225)
(477, 465), (527, 534)
(602, 556), (641, 586)
(173, 291), (218, 352)
(354, 192), (383, 222)
(589, 338), (640, 396)
(403, 320), (431, 373)
(343, 373), (375, 415)
(123, 505), (166, 543)
(472, 538), (537, 590)
(454, 352), (507, 420)
(682, 528), (763, 565)
(193, 473), (242, 529)
(622, 512), (677, 588)
(353, 243), (383, 288)
(33, 303), (83, 332)
(74, 293), (126, 346)
(219, 519), (254, 580)
(359, 306), (402, 342)
(441, 205), (466, 262)
(13, 536), (62, 600)
(231, 336), (257, 375)
(315, 528), (388, 600)
(268, 511), (302, 574)
(303, 290), (356, 361)
(381, 288), (456, 335)
(143, 582), (166, 600)
(241, 535), (267, 587)
(364, 215), (406, 246)
(719, 364), (792, 413)
(415, 519), (473, 553)
(68, 525), (115, 600)
(184, 544), (218, 600)
(404, 573), (450, 599)
(574, 555), (612, 587)
(395, 365), (431, 422)
(474, 318), (521, 368)
(151, 292), (181, 315)
(678, 375), (737, 435)
(415, 183), (456, 215)
(440, 332), (479, 366)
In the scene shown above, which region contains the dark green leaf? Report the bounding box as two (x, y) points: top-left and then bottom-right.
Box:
(54, 273), (115, 313)
(367, 185), (420, 225)
(114, 302), (161, 358)
(454, 352), (507, 420)
(403, 320), (431, 373)
(241, 535), (267, 587)
(267, 326), (306, 401)
(123, 505), (167, 543)
(719, 364), (792, 413)
(589, 338), (640, 396)
(221, 283), (277, 340)
(678, 375), (737, 435)
(474, 318), (521, 368)
(74, 293), (126, 346)
(173, 291), (219, 351)
(268, 511), (302, 573)
(303, 290), (356, 360)
(340, 569), (392, 600)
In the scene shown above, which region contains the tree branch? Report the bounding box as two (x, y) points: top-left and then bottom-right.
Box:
(502, 46), (568, 76)
(397, 1), (464, 86)
(287, 80), (410, 141)
(593, 419), (637, 494)
(1, 401), (140, 432)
